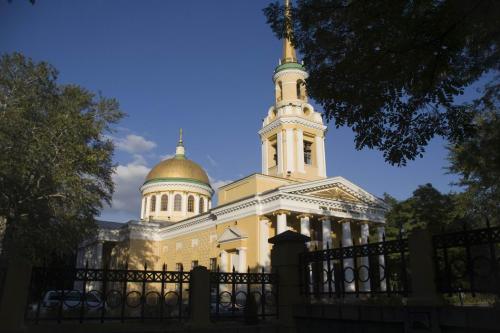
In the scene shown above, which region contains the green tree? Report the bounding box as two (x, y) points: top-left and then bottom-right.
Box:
(264, 0), (499, 165)
(447, 88), (500, 225)
(383, 184), (457, 238)
(0, 53), (124, 263)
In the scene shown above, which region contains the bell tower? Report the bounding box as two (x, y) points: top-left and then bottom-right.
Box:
(258, 0), (327, 182)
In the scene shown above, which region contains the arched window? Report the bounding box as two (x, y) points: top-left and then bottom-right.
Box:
(187, 195), (194, 212)
(174, 194), (182, 211)
(296, 80), (305, 100)
(276, 81), (283, 102)
(161, 194), (168, 211)
(199, 197), (205, 213)
(150, 195), (156, 212)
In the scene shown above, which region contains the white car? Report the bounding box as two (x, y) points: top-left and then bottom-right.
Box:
(32, 290), (103, 316)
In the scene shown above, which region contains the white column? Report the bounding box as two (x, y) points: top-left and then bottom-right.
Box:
(277, 130), (283, 174)
(194, 195), (200, 214)
(261, 138), (268, 175)
(154, 194), (161, 218)
(220, 250), (228, 272)
(315, 136), (326, 177)
(341, 221), (355, 292)
(322, 218), (332, 249)
(360, 223), (371, 292)
(145, 196), (151, 220)
(140, 197), (145, 219)
(237, 248), (247, 273)
(276, 212), (287, 234)
(168, 192), (174, 213)
(259, 218), (271, 271)
(299, 215), (311, 238)
(296, 129), (304, 173)
(321, 136), (327, 176)
(285, 128), (295, 173)
(182, 193), (187, 212)
(377, 226), (387, 291)
(300, 215), (313, 293)
(321, 217), (333, 292)
(205, 198), (209, 211)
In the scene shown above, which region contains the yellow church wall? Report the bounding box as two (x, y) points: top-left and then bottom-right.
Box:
(159, 227), (219, 272)
(218, 174), (294, 206)
(216, 215), (260, 271)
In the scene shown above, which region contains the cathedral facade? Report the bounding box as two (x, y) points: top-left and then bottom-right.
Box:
(76, 29), (388, 274)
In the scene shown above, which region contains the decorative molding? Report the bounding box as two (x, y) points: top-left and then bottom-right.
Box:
(259, 116), (326, 137)
(141, 181), (213, 195)
(273, 68), (309, 81)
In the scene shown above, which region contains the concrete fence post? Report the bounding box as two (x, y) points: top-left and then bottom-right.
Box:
(405, 229), (443, 333)
(407, 229), (443, 306)
(269, 230), (310, 332)
(0, 256), (32, 333)
(189, 265), (211, 328)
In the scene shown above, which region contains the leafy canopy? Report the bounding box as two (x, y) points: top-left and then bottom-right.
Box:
(447, 87), (500, 222)
(0, 53), (124, 262)
(383, 184), (458, 238)
(264, 0), (500, 165)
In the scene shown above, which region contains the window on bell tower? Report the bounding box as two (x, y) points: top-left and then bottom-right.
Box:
(271, 143), (278, 166)
(304, 141), (312, 165)
(296, 80), (306, 100)
(276, 81), (283, 102)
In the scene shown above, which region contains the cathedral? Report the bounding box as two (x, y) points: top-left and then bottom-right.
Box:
(76, 23), (388, 274)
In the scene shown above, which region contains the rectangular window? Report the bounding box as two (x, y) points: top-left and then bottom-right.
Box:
(209, 258), (217, 271)
(176, 263), (183, 271)
(272, 143), (278, 166)
(304, 141), (312, 165)
(191, 260), (198, 269)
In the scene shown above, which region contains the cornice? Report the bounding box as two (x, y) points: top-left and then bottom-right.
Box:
(101, 180), (386, 242)
(141, 181), (214, 195)
(273, 68), (309, 82)
(258, 116), (326, 137)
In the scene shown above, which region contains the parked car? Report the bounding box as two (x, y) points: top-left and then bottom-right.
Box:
(31, 290), (103, 316)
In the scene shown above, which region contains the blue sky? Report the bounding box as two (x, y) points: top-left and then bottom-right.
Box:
(1, 0), (465, 222)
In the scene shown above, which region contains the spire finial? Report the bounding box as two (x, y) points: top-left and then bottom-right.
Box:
(175, 128), (185, 158)
(281, 0), (297, 64)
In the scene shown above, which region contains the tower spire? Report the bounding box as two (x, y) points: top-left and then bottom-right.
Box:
(175, 128), (185, 159)
(281, 0), (297, 64)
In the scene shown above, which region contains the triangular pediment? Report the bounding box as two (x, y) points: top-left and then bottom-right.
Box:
(309, 187), (361, 203)
(218, 226), (247, 243)
(278, 176), (388, 208)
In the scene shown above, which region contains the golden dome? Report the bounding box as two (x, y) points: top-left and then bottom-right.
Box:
(145, 157), (210, 186)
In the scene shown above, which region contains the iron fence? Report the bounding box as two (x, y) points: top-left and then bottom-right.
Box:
(209, 267), (278, 321)
(433, 221), (500, 298)
(0, 264), (7, 301)
(25, 263), (190, 323)
(300, 236), (410, 299)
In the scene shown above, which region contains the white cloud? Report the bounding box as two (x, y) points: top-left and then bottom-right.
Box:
(160, 153), (175, 160)
(115, 134), (157, 154)
(206, 155), (217, 167)
(103, 161), (150, 218)
(208, 175), (232, 192)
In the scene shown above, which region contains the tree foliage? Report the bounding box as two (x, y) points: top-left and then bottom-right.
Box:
(447, 86), (500, 223)
(0, 53), (124, 262)
(383, 184), (459, 238)
(264, 0), (500, 165)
